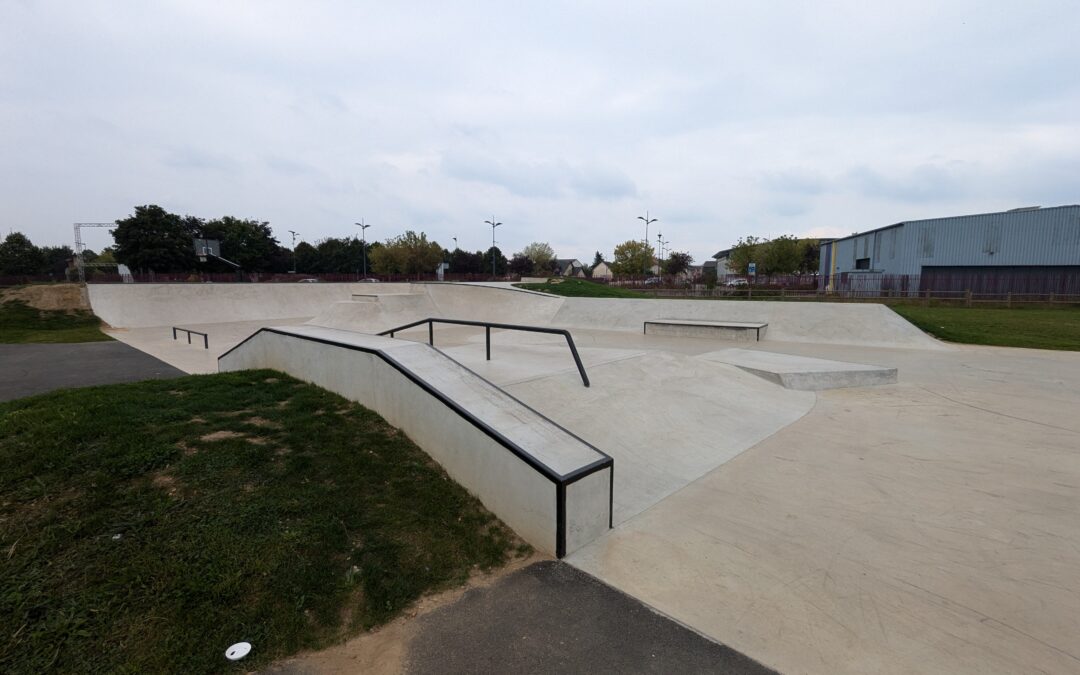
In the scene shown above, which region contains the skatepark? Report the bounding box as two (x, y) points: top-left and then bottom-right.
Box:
(87, 282), (1080, 674)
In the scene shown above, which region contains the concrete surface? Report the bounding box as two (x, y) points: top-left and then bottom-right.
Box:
(0, 342), (184, 401)
(219, 325), (612, 556)
(644, 319), (768, 341)
(701, 348), (898, 390)
(568, 343), (1080, 675)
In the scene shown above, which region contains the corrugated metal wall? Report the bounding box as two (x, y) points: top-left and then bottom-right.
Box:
(820, 205), (1080, 276)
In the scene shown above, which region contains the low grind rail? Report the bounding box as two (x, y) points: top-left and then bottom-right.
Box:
(172, 326), (208, 349)
(379, 318), (590, 387)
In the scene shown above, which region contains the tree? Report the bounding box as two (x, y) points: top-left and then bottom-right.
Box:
(201, 216), (280, 271)
(449, 248), (484, 274)
(40, 245), (75, 277)
(761, 235), (802, 275)
(520, 242), (556, 275)
(727, 236), (765, 275)
(798, 239), (821, 273)
(508, 253), (533, 276)
(665, 251), (693, 277)
(294, 241), (318, 273)
(592, 250), (604, 267)
(481, 246), (508, 277)
(0, 232), (44, 275)
(112, 205), (199, 272)
(370, 231), (444, 275)
(610, 240), (654, 276)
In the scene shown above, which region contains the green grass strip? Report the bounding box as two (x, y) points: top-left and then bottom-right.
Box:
(891, 305), (1080, 351)
(0, 300), (112, 343)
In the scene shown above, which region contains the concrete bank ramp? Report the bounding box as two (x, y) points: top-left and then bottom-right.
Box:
(551, 297), (945, 349)
(88, 282), (373, 328)
(218, 325), (612, 557)
(701, 349), (899, 390)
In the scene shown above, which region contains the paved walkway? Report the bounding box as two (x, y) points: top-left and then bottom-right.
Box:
(0, 342), (184, 401)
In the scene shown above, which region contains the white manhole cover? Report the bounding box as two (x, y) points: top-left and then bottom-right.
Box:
(225, 642), (251, 661)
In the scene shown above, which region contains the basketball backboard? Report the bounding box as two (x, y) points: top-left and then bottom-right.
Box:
(193, 238), (221, 261)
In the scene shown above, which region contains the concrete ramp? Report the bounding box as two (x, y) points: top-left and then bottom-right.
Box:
(307, 293), (437, 333)
(218, 325), (613, 557)
(701, 349), (899, 390)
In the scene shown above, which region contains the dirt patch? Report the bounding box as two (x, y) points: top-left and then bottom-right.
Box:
(151, 471), (180, 497)
(199, 430), (247, 442)
(0, 284), (90, 311)
(265, 552), (545, 675)
(245, 416), (279, 428)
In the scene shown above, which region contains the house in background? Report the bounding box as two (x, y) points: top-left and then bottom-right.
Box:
(554, 259), (586, 277)
(711, 248), (733, 276)
(591, 261), (613, 279)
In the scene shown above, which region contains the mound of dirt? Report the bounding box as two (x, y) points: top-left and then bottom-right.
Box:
(0, 284), (91, 311)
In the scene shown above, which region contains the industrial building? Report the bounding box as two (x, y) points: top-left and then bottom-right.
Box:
(820, 204), (1080, 295)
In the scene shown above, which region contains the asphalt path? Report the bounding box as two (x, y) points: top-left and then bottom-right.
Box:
(0, 341), (185, 402)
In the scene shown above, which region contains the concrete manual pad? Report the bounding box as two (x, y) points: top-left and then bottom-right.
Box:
(700, 348), (898, 390)
(644, 319), (768, 342)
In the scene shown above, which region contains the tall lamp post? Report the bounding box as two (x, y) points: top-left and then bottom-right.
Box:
(288, 230), (299, 274)
(657, 232), (664, 279)
(637, 212), (658, 277)
(484, 217), (502, 280)
(354, 220), (371, 279)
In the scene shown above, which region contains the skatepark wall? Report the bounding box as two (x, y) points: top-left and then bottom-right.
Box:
(218, 325), (614, 557)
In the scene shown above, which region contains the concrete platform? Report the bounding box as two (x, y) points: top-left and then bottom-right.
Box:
(644, 318), (768, 342)
(701, 348), (898, 390)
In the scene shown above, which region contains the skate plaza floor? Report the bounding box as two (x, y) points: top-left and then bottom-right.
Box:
(90, 282), (1080, 674)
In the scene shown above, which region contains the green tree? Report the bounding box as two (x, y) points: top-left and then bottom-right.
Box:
(798, 239), (821, 273)
(481, 246), (508, 277)
(592, 250), (604, 267)
(727, 236), (765, 275)
(665, 251), (694, 276)
(370, 231), (444, 275)
(508, 253), (533, 276)
(520, 242), (556, 275)
(201, 216), (280, 271)
(294, 241), (318, 273)
(112, 205), (199, 272)
(610, 240), (654, 276)
(761, 235), (802, 275)
(0, 232), (44, 275)
(39, 245), (75, 277)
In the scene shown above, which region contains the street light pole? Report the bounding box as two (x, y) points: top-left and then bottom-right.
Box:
(484, 217), (502, 280)
(288, 230), (299, 274)
(657, 232), (664, 279)
(637, 212), (658, 277)
(354, 220), (371, 279)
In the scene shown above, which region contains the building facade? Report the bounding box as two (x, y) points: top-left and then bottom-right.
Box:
(820, 205), (1080, 295)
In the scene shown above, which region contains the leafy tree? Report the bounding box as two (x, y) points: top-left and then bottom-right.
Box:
(592, 250), (604, 267)
(761, 234), (802, 274)
(294, 241), (318, 273)
(665, 251), (693, 276)
(200, 216), (280, 271)
(519, 242), (556, 275)
(449, 248), (484, 274)
(610, 240), (655, 276)
(0, 232), (44, 275)
(40, 245), (75, 277)
(727, 236), (765, 275)
(798, 239), (821, 273)
(370, 231), (444, 275)
(481, 246), (508, 277)
(112, 205), (199, 272)
(508, 253), (533, 276)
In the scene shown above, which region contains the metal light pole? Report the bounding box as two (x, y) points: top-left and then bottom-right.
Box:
(637, 212), (657, 277)
(288, 230), (299, 273)
(484, 217), (502, 280)
(452, 236), (458, 250)
(657, 233), (664, 279)
(354, 220), (371, 279)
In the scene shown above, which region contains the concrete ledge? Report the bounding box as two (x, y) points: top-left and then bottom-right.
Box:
(644, 319), (768, 342)
(701, 348), (898, 390)
(218, 325), (612, 557)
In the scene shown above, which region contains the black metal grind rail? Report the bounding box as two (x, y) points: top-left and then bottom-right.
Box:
(172, 326), (208, 349)
(378, 318), (590, 387)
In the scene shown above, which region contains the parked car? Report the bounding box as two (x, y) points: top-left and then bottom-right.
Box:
(358, 278), (381, 283)
(298, 278), (321, 283)
(725, 278), (749, 287)
(644, 277), (662, 286)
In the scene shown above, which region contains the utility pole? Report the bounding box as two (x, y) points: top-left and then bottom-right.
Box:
(288, 230), (298, 273)
(484, 217), (502, 280)
(637, 212), (658, 277)
(354, 220), (371, 279)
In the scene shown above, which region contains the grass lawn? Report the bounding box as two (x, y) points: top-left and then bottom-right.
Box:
(0, 370), (524, 674)
(890, 305), (1080, 351)
(515, 278), (649, 298)
(0, 300), (111, 343)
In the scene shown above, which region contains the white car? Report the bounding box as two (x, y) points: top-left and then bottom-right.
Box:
(725, 278), (749, 287)
(298, 278), (321, 283)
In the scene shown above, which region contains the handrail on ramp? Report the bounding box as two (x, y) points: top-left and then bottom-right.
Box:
(172, 326), (208, 349)
(378, 318), (590, 388)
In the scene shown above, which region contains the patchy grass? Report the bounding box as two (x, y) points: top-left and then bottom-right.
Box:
(0, 370), (525, 674)
(515, 278), (649, 298)
(0, 299), (111, 343)
(891, 305), (1080, 351)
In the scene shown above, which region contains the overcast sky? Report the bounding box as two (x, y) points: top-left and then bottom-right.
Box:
(2, 1), (1078, 263)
